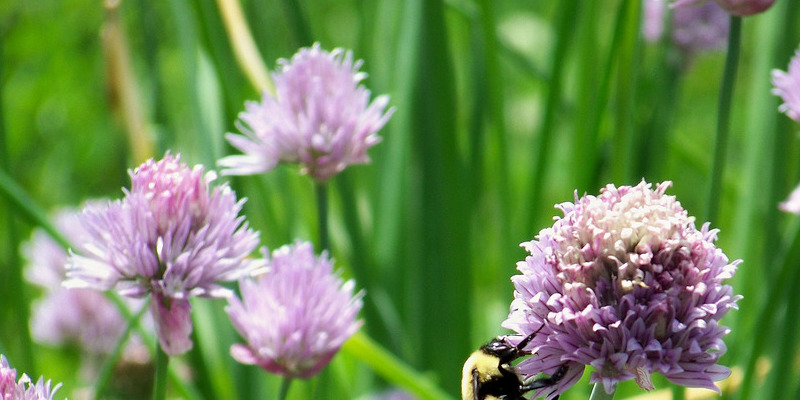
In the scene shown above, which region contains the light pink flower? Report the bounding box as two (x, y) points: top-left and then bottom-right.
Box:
(226, 241), (363, 378)
(66, 153), (265, 355)
(0, 356), (62, 400)
(503, 181), (740, 398)
(772, 47), (800, 123)
(219, 43), (394, 182)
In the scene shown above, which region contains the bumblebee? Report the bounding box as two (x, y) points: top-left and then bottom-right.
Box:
(461, 329), (567, 400)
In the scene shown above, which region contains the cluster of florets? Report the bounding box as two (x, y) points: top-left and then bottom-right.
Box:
(503, 181), (740, 398)
(0, 356), (61, 400)
(773, 48), (800, 213)
(60, 42), (383, 379)
(65, 153), (264, 355)
(219, 43), (394, 182)
(226, 241), (364, 378)
(643, 0), (729, 59)
(24, 209), (146, 355)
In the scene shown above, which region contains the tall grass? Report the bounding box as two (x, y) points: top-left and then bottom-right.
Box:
(1, 0), (799, 399)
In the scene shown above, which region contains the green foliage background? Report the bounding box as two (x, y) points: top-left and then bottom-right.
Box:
(1, 0), (800, 399)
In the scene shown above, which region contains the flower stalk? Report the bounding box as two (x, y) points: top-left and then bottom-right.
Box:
(341, 331), (456, 400)
(589, 383), (616, 400)
(215, 0), (273, 94)
(152, 345), (169, 400)
(705, 15), (741, 225)
(277, 377), (293, 400)
(93, 299), (150, 400)
(316, 182), (330, 251)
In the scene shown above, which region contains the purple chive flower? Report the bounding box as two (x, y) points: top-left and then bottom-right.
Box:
(23, 209), (136, 354)
(772, 47), (800, 124)
(218, 43), (395, 182)
(773, 47), (800, 213)
(779, 185), (800, 214)
(0, 355), (62, 400)
(642, 0), (667, 43)
(643, 0), (729, 58)
(226, 241), (363, 378)
(672, 0), (775, 16)
(65, 153), (264, 355)
(502, 181), (740, 398)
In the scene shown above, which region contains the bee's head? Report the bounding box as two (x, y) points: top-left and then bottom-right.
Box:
(482, 337), (521, 364)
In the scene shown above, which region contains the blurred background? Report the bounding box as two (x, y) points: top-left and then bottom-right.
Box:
(1, 0), (800, 399)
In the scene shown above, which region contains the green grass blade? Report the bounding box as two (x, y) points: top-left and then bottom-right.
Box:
(342, 332), (457, 400)
(524, 0), (580, 233)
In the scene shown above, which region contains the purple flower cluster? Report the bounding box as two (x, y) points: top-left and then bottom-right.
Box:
(219, 43), (394, 182)
(773, 48), (800, 214)
(773, 48), (800, 124)
(65, 153), (264, 355)
(643, 0), (729, 58)
(23, 209), (135, 355)
(0, 356), (61, 400)
(226, 241), (363, 378)
(503, 181), (740, 398)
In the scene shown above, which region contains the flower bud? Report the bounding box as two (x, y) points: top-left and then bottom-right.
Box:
(713, 0), (775, 15)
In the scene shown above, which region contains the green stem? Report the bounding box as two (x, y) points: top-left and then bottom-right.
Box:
(525, 0), (579, 233)
(672, 386), (686, 400)
(0, 169), (70, 248)
(705, 16), (741, 225)
(94, 299), (150, 400)
(589, 383), (616, 400)
(103, 293), (202, 400)
(739, 219), (800, 400)
(0, 33), (35, 374)
(277, 377), (293, 400)
(341, 331), (457, 400)
(152, 343), (169, 400)
(278, 0), (313, 46)
(611, 0), (642, 185)
(316, 182), (330, 251)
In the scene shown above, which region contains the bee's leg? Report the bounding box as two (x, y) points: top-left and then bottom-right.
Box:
(512, 324), (545, 355)
(520, 364), (568, 393)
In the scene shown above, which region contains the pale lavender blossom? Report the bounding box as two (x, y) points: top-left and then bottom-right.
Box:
(226, 241), (363, 378)
(0, 355), (62, 400)
(772, 48), (800, 123)
(23, 209), (133, 354)
(218, 43), (394, 182)
(643, 0), (729, 58)
(779, 184), (800, 214)
(773, 47), (800, 214)
(672, 0), (775, 16)
(642, 0), (667, 42)
(65, 153), (264, 355)
(502, 181), (740, 398)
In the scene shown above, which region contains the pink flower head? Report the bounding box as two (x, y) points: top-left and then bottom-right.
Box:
(773, 47), (800, 214)
(219, 43), (395, 182)
(780, 184), (800, 214)
(226, 241), (363, 378)
(644, 0), (729, 58)
(672, 0), (775, 16)
(503, 181), (740, 398)
(0, 356), (62, 400)
(772, 47), (800, 124)
(23, 209), (137, 354)
(66, 153), (265, 355)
